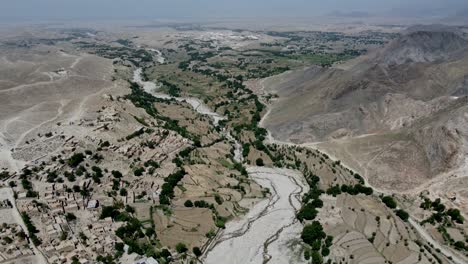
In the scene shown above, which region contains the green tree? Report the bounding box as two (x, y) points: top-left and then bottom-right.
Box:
(184, 200), (193, 207)
(68, 153), (85, 167)
(193, 246), (202, 257)
(301, 221), (326, 245)
(382, 196), (397, 209)
(176, 242), (188, 253)
(447, 208), (464, 224)
(454, 241), (466, 250)
(112, 170), (123, 178)
(311, 250), (323, 264)
(395, 209), (409, 222)
(256, 158), (264, 166)
(321, 247), (330, 257)
(133, 167), (144, 176)
(115, 242), (124, 252)
(297, 203), (318, 221)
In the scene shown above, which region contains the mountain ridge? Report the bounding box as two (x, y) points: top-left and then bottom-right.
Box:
(263, 25), (468, 191)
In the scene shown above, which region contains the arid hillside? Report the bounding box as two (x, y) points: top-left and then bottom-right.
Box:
(263, 25), (468, 191)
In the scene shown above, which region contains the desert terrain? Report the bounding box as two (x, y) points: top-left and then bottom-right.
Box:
(0, 20), (466, 264)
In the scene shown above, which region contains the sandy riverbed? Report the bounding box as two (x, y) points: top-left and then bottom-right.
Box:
(204, 167), (309, 264)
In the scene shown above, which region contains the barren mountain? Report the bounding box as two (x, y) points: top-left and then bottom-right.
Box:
(263, 25), (468, 191)
(378, 27), (468, 65)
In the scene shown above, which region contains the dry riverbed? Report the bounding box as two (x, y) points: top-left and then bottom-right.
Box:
(204, 167), (309, 264)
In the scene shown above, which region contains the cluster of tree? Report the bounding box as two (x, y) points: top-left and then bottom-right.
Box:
(143, 159), (160, 169)
(68, 152), (85, 167)
(159, 79), (181, 97)
(101, 205), (125, 220)
(301, 221), (333, 261)
(64, 171), (75, 182)
(159, 169), (186, 205)
(297, 175), (324, 222)
(184, 199), (213, 209)
(115, 217), (156, 255)
(178, 49), (217, 72)
(126, 79), (201, 143)
(95, 255), (116, 264)
(46, 171), (60, 183)
(21, 212), (41, 246)
(420, 197), (445, 212)
(125, 81), (160, 117)
(162, 117), (198, 143)
(246, 66), (290, 79)
(90, 166), (104, 183)
(75, 165), (86, 177)
(132, 49), (153, 64)
(242, 143), (250, 158)
(20, 168), (38, 198)
(326, 183), (373, 197)
(297, 201), (320, 221)
(294, 167), (332, 258)
(421, 197), (464, 225)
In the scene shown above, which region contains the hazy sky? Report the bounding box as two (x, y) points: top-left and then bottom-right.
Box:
(1, 0), (467, 21)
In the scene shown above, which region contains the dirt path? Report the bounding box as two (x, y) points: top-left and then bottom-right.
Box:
(14, 100), (67, 149)
(203, 167), (308, 264)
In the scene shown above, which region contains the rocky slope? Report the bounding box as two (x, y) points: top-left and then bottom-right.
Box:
(262, 25), (468, 191)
